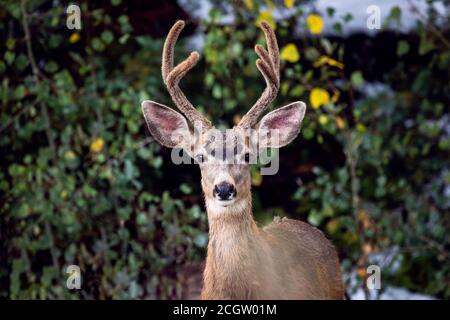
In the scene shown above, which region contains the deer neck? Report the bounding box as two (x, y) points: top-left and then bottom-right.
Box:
(205, 196), (258, 242)
(202, 196), (265, 298)
(204, 196), (260, 268)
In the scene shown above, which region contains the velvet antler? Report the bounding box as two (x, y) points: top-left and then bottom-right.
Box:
(238, 21), (280, 129)
(162, 20), (212, 129)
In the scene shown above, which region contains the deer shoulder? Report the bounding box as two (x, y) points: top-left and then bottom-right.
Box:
(261, 217), (344, 299)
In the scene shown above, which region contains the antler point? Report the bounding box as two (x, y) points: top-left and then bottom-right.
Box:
(260, 20), (269, 28)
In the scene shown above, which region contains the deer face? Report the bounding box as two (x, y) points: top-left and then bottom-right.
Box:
(142, 101), (305, 211)
(141, 20), (306, 214)
(194, 128), (249, 206)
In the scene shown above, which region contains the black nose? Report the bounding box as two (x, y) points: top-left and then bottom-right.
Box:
(213, 181), (236, 201)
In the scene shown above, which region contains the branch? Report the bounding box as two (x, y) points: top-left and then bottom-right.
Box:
(20, 0), (56, 159)
(407, 0), (450, 50)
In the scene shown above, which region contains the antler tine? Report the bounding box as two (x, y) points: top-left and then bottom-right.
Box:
(162, 20), (212, 129)
(238, 21), (280, 128)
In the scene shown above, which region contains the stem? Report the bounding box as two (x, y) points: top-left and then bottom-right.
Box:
(21, 0), (61, 298)
(21, 0), (57, 160)
(344, 130), (370, 299)
(407, 0), (450, 50)
(344, 79), (370, 299)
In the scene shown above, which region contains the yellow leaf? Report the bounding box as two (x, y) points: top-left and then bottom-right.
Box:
(356, 123), (367, 133)
(309, 88), (330, 109)
(335, 116), (346, 129)
(251, 170), (263, 186)
(318, 114), (329, 125)
(306, 14), (324, 34)
(256, 11), (276, 30)
(284, 0), (295, 9)
(280, 43), (300, 63)
(233, 114), (242, 125)
(357, 266), (366, 279)
(64, 150), (76, 161)
(326, 218), (340, 234)
(265, 0), (275, 10)
(69, 32), (80, 44)
(362, 243), (373, 255)
(244, 0), (254, 10)
(90, 137), (105, 153)
(314, 55), (344, 69)
(331, 89), (340, 103)
(60, 190), (68, 199)
(281, 82), (290, 96)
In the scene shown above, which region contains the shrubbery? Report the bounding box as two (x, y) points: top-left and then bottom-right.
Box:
(0, 0), (449, 299)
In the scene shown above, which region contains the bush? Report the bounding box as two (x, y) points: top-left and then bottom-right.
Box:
(0, 0), (449, 299)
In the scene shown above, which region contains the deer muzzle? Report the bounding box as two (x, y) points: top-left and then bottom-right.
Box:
(213, 181), (237, 201)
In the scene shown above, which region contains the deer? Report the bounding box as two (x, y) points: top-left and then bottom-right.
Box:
(141, 20), (344, 300)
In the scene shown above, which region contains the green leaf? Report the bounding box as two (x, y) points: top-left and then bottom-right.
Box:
(119, 34), (130, 44)
(0, 61), (5, 73)
(332, 22), (342, 33)
(343, 13), (353, 22)
(212, 84), (222, 99)
(6, 38), (15, 50)
(351, 71), (364, 88)
(397, 40), (409, 56)
(91, 37), (105, 51)
(326, 7), (335, 17)
(193, 233), (208, 248)
(4, 51), (15, 65)
(305, 48), (320, 61)
(44, 61), (58, 73)
(152, 156), (163, 169)
(17, 203), (30, 218)
(137, 148), (151, 160)
(101, 31), (114, 44)
(419, 37), (434, 55)
(290, 84), (304, 97)
(124, 159), (136, 179)
(15, 54), (28, 71)
(179, 183), (192, 195)
(308, 210), (323, 226)
(302, 127), (314, 140)
(48, 34), (63, 48)
(136, 212), (148, 225)
(389, 6), (401, 22)
(13, 85), (26, 100)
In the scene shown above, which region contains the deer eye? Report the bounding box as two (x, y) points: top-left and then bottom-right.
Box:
(195, 154), (206, 164)
(243, 152), (251, 163)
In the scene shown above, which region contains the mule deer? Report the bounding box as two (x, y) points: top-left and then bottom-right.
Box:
(142, 20), (344, 299)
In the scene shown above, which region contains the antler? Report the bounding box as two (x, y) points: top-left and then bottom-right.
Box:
(162, 20), (212, 129)
(238, 21), (280, 129)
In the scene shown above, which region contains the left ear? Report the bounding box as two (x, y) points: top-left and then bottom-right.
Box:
(141, 100), (192, 149)
(257, 101), (306, 148)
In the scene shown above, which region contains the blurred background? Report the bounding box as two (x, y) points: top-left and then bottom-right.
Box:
(0, 0), (449, 299)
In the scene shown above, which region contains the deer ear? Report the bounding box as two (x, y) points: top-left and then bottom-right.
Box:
(257, 101), (306, 148)
(142, 100), (192, 148)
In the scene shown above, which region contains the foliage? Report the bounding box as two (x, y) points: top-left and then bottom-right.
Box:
(0, 0), (449, 299)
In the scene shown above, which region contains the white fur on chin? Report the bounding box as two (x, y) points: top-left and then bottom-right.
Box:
(205, 197), (248, 218)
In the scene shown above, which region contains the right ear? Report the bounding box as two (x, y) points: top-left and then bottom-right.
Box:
(142, 100), (191, 148)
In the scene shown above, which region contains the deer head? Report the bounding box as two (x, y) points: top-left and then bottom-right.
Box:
(142, 20), (306, 218)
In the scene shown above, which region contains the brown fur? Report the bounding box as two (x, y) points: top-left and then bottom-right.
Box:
(201, 195), (344, 300)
